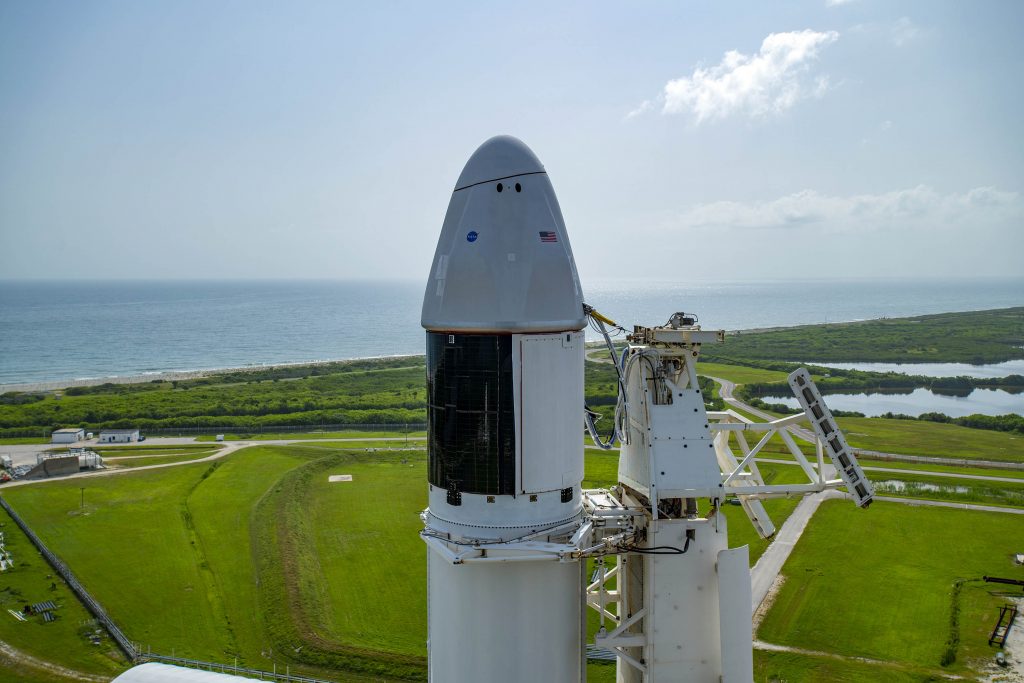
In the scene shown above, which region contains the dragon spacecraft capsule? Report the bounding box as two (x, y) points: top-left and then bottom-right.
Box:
(421, 136), (586, 682)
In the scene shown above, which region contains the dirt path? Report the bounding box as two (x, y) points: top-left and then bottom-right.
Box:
(753, 639), (965, 680)
(0, 638), (111, 682)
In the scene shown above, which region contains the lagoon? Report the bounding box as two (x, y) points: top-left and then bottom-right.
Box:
(807, 360), (1024, 379)
(763, 387), (1023, 418)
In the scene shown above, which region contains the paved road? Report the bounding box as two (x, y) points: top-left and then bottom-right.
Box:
(0, 436), (427, 489)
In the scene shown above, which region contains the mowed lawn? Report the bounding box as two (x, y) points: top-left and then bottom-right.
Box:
(839, 416), (1024, 462)
(186, 446), (317, 663)
(758, 499), (1024, 672)
(2, 463), (234, 659)
(304, 452), (428, 656)
(698, 362), (791, 385)
(0, 507), (126, 680)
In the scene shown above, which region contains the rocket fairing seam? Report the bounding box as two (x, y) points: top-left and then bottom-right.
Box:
(424, 510), (584, 533)
(453, 169), (548, 192)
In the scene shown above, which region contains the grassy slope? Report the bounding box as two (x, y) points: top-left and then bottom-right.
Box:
(758, 499), (1024, 673)
(186, 446), (314, 664)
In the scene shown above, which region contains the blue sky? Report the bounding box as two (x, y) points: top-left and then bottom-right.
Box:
(1, 1), (1022, 282)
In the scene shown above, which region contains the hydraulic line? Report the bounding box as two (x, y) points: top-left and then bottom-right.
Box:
(582, 305), (628, 450)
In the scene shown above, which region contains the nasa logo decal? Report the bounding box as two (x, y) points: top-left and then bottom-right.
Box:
(466, 231), (478, 243)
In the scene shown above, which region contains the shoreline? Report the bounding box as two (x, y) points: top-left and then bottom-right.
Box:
(4, 306), (1022, 395)
(0, 354), (424, 395)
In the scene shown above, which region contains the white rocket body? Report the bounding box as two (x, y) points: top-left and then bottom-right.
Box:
(421, 136), (586, 683)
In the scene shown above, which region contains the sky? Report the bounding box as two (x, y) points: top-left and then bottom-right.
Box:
(1, 1), (1022, 283)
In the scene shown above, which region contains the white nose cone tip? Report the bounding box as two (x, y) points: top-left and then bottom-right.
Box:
(422, 136), (586, 333)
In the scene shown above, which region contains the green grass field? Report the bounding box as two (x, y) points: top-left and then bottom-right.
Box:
(0, 423), (1020, 681)
(758, 499), (1024, 674)
(698, 362), (792, 385)
(195, 430), (427, 442)
(753, 649), (950, 682)
(0, 508), (125, 680)
(840, 416), (1024, 462)
(103, 451), (218, 468)
(100, 445), (221, 468)
(859, 457), (1024, 478)
(0, 436), (50, 445)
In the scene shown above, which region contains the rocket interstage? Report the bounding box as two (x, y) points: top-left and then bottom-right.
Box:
(420, 136), (586, 682)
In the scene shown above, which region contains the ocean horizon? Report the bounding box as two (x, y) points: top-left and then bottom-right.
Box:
(2, 277), (1022, 388)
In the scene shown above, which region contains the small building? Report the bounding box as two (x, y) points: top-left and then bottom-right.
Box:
(98, 428), (140, 444)
(51, 428), (84, 444)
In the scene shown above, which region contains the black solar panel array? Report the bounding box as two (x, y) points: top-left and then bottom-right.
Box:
(426, 332), (516, 498)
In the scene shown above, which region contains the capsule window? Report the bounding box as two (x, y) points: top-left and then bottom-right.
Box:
(496, 182), (503, 192)
(802, 387), (815, 405)
(515, 182), (522, 192)
(812, 405), (824, 420)
(819, 419), (834, 435)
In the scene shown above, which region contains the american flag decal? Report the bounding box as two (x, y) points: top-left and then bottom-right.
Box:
(539, 231), (558, 243)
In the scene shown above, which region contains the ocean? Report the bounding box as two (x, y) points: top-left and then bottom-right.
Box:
(1, 278), (1022, 388)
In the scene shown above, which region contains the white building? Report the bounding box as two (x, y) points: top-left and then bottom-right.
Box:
(98, 428), (140, 443)
(51, 428), (84, 444)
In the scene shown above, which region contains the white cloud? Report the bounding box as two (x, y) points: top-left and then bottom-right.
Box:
(825, 0), (857, 6)
(851, 17), (926, 48)
(635, 30), (840, 124)
(890, 17), (922, 47)
(664, 185), (1022, 233)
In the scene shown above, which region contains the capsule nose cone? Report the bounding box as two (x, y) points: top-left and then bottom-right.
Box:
(455, 136), (545, 190)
